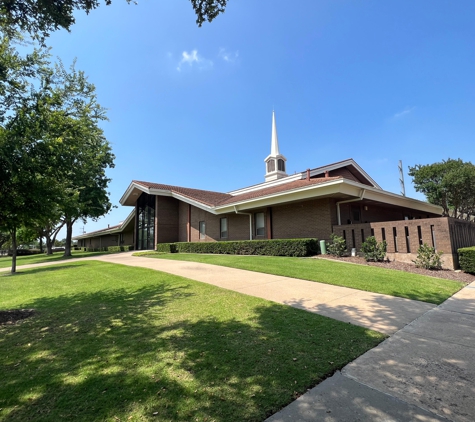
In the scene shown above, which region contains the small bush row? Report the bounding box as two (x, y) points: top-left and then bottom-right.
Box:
(84, 245), (134, 252)
(7, 249), (43, 256)
(156, 239), (319, 257)
(458, 247), (475, 274)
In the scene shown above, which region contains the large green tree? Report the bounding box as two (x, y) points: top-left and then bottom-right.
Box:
(0, 36), (114, 271)
(409, 158), (475, 220)
(0, 0), (228, 41)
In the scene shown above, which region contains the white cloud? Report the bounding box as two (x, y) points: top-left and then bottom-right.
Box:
(219, 48), (239, 63)
(393, 106), (415, 119)
(176, 50), (213, 71)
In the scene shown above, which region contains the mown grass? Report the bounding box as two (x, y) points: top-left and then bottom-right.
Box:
(0, 250), (113, 269)
(135, 252), (463, 304)
(0, 261), (385, 422)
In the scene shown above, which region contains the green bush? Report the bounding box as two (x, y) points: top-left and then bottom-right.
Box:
(8, 249), (42, 256)
(156, 243), (177, 253)
(413, 243), (443, 270)
(157, 239), (319, 257)
(326, 233), (347, 257)
(458, 246), (475, 274)
(361, 236), (387, 262)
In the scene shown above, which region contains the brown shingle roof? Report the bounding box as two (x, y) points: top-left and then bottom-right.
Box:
(133, 181), (233, 206)
(133, 176), (342, 208)
(219, 176), (342, 205)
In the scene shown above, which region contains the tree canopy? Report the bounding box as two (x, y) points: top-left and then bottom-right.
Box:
(409, 158), (475, 220)
(0, 0), (228, 41)
(0, 35), (114, 271)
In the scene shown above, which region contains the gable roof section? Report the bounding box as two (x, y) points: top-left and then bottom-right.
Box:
(72, 209), (135, 240)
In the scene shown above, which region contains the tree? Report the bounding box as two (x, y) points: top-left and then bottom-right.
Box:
(0, 0), (228, 42)
(0, 36), (114, 271)
(409, 159), (475, 220)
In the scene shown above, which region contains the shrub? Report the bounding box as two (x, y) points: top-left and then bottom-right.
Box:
(458, 246), (475, 274)
(157, 239), (319, 257)
(8, 249), (42, 256)
(361, 236), (387, 262)
(156, 243), (177, 253)
(413, 243), (443, 270)
(326, 233), (347, 257)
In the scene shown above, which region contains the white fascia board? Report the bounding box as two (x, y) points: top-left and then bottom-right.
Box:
(216, 179), (345, 213)
(309, 159), (382, 190)
(73, 229), (119, 240)
(148, 188), (173, 197)
(342, 180), (443, 214)
(228, 173), (302, 196)
(119, 182), (149, 205)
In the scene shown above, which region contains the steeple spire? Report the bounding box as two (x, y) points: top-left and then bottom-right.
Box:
(270, 110), (280, 156)
(264, 110), (288, 182)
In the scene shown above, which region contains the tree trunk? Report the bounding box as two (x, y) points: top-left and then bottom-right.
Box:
(45, 235), (54, 255)
(64, 219), (74, 257)
(39, 236), (43, 253)
(11, 228), (17, 274)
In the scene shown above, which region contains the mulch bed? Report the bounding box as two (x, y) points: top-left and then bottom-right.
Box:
(314, 255), (475, 284)
(0, 309), (36, 325)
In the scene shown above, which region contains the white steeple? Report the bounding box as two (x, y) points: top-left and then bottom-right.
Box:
(264, 110), (288, 182)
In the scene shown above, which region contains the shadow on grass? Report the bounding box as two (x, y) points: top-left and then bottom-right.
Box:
(0, 282), (385, 421)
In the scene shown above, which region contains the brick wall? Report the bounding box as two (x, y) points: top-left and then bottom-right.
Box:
(272, 198), (333, 241)
(333, 217), (475, 269)
(156, 196), (179, 243)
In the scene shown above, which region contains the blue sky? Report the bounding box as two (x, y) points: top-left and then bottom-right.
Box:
(44, 0), (475, 237)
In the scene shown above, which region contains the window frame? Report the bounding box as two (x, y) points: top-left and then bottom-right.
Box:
(255, 212), (265, 237)
(220, 217), (228, 239)
(199, 221), (206, 240)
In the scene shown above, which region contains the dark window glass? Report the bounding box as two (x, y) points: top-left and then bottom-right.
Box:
(136, 193), (155, 250)
(255, 212), (265, 236)
(199, 221), (206, 239)
(220, 218), (228, 239)
(278, 159), (285, 171)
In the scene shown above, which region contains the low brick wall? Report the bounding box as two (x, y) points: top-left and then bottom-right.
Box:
(333, 217), (475, 270)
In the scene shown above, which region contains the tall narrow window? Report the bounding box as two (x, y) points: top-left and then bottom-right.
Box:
(361, 229), (365, 243)
(199, 221), (206, 240)
(278, 159), (285, 171)
(393, 227), (398, 252)
(267, 160), (275, 172)
(255, 212), (265, 236)
(351, 229), (356, 248)
(136, 193), (155, 250)
(405, 226), (410, 253)
(431, 225), (437, 249)
(220, 218), (228, 239)
(381, 227), (386, 241)
(417, 226), (423, 246)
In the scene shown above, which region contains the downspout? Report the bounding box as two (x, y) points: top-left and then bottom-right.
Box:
(336, 189), (366, 225)
(234, 206), (253, 240)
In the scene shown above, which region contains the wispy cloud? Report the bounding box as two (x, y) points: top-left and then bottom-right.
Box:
(176, 50), (213, 71)
(219, 48), (239, 63)
(393, 106), (415, 119)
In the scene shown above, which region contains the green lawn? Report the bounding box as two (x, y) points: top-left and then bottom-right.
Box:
(135, 252), (463, 304)
(1, 261), (385, 422)
(0, 250), (113, 269)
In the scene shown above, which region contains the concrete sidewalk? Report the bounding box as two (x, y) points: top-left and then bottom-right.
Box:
(1, 252), (434, 334)
(266, 280), (475, 422)
(96, 252), (435, 335)
(3, 252), (472, 420)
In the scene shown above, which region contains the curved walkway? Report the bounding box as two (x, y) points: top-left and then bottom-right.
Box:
(4, 252), (474, 420)
(1, 252), (434, 335)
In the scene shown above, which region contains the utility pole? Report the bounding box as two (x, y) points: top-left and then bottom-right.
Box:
(399, 160), (406, 196)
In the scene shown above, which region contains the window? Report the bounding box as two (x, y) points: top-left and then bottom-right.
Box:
(220, 218), (228, 239)
(199, 221), (206, 240)
(267, 160), (275, 172)
(137, 193), (155, 250)
(119, 233), (124, 244)
(278, 159), (285, 172)
(255, 212), (265, 236)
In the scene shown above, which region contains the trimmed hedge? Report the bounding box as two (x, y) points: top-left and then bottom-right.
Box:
(156, 239), (319, 257)
(8, 249), (42, 256)
(156, 243), (177, 253)
(107, 245), (134, 252)
(458, 246), (475, 274)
